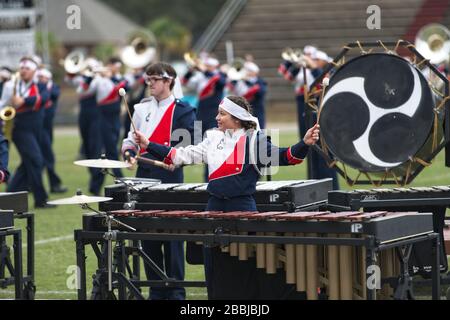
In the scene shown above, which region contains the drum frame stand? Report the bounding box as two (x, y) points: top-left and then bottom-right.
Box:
(79, 201), (182, 300)
(393, 245), (415, 300)
(79, 203), (136, 298)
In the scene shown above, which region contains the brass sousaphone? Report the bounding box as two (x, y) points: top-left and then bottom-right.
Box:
(63, 50), (87, 75)
(415, 23), (450, 65)
(121, 31), (157, 69)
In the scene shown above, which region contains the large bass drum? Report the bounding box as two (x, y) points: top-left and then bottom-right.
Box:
(319, 53), (444, 176)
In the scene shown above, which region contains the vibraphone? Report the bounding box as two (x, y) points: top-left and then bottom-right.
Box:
(99, 179), (333, 212)
(76, 208), (441, 300)
(0, 192), (35, 300)
(328, 186), (450, 274)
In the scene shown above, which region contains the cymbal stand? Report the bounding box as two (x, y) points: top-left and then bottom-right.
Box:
(100, 169), (138, 209)
(80, 203), (136, 293)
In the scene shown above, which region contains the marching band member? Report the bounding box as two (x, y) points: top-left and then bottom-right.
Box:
(279, 47), (339, 190)
(0, 56), (53, 208)
(123, 66), (147, 139)
(122, 62), (196, 300)
(227, 61), (267, 129)
(307, 50), (339, 190)
(37, 68), (67, 194)
(278, 45), (320, 139)
(182, 55), (226, 134)
(0, 132), (9, 184)
(0, 67), (12, 98)
(132, 95), (320, 299)
(0, 66), (12, 181)
(182, 54), (227, 181)
(65, 58), (104, 195)
(88, 58), (127, 179)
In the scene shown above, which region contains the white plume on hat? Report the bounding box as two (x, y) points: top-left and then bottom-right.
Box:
(37, 68), (52, 79)
(203, 57), (219, 67)
(0, 68), (12, 79)
(244, 61), (260, 74)
(31, 54), (43, 66)
(313, 50), (332, 62)
(303, 45), (318, 55)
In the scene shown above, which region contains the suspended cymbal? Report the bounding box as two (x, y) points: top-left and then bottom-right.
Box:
(47, 194), (113, 205)
(74, 158), (131, 169)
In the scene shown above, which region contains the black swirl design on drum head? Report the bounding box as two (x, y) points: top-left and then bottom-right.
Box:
(319, 53), (434, 172)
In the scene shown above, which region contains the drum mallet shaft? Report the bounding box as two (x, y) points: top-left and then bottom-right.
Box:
(316, 77), (329, 125)
(119, 88), (138, 134)
(124, 151), (174, 172)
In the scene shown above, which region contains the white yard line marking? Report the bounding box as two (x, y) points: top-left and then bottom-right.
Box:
(0, 290), (77, 295)
(27, 235), (73, 246)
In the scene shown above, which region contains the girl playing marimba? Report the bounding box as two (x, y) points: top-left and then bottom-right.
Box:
(132, 95), (319, 299)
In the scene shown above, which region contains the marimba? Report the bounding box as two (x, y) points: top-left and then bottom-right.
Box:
(77, 209), (440, 300)
(99, 179), (333, 212)
(328, 186), (450, 274)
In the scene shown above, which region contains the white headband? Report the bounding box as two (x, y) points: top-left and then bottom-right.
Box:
(144, 70), (174, 82)
(219, 97), (260, 131)
(244, 61), (260, 74)
(19, 59), (38, 71)
(37, 68), (52, 79)
(161, 71), (173, 79)
(303, 45), (318, 55)
(204, 57), (219, 67)
(0, 69), (11, 79)
(144, 71), (183, 99)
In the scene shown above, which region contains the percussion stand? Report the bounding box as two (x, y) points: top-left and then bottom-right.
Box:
(100, 168), (138, 210)
(97, 170), (176, 297)
(79, 202), (136, 298)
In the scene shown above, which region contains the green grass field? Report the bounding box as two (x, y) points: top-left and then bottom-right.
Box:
(0, 126), (448, 300)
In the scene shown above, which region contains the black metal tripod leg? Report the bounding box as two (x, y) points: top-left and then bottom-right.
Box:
(0, 235), (7, 279)
(116, 241), (127, 300)
(75, 235), (87, 300)
(137, 247), (170, 280)
(27, 214), (35, 284)
(13, 231), (23, 300)
(432, 234), (441, 300)
(132, 240), (140, 280)
(393, 245), (414, 300)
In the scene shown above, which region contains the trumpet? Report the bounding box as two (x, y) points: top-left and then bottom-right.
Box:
(281, 47), (307, 65)
(184, 52), (205, 71)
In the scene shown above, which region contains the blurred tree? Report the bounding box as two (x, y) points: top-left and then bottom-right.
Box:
(35, 31), (66, 81)
(100, 0), (226, 42)
(35, 31), (61, 61)
(93, 43), (117, 63)
(148, 17), (192, 60)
